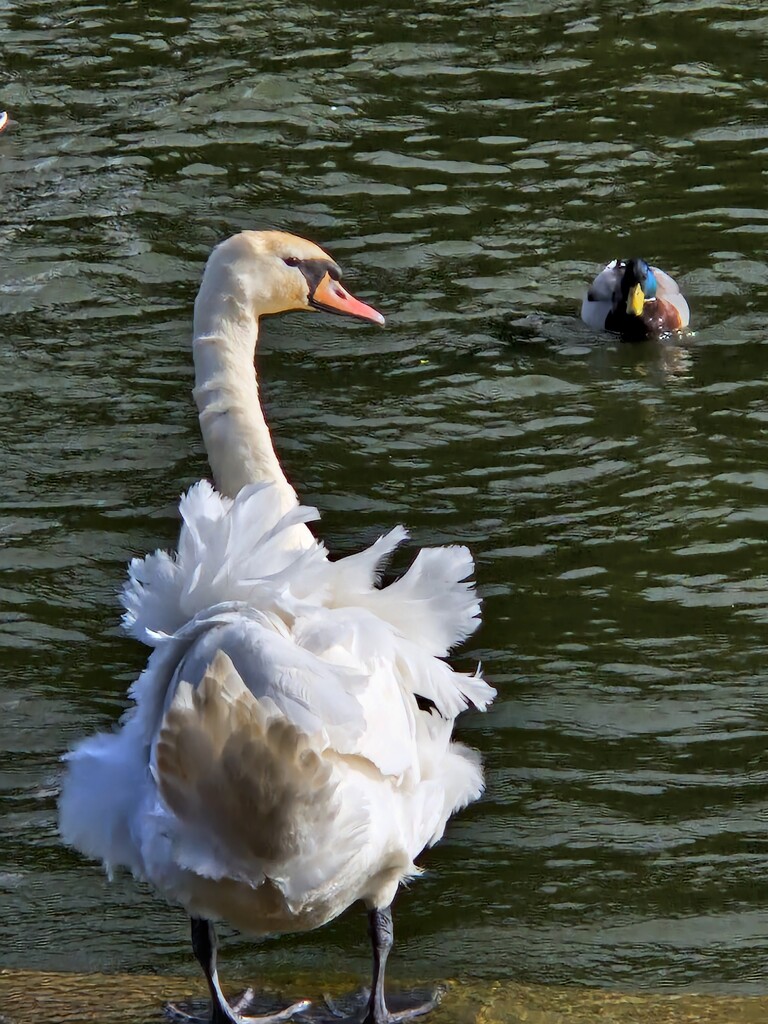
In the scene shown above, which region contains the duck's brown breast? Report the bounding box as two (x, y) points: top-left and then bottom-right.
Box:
(642, 298), (684, 334)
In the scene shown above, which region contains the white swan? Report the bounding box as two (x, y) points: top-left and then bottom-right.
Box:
(59, 230), (495, 1024)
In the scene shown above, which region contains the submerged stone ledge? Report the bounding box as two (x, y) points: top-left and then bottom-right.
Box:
(2, 970), (768, 1024)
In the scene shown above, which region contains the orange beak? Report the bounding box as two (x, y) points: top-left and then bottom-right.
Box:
(310, 273), (385, 326)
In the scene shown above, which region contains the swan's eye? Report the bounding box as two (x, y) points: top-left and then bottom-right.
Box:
(283, 257), (301, 268)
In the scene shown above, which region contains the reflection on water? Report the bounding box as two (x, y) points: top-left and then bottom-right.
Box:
(5, 969), (768, 1024)
(2, 0), (768, 1008)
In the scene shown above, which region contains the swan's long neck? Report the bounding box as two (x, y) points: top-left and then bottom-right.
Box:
(192, 279), (298, 513)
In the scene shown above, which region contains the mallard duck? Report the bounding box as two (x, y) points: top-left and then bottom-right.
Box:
(59, 230), (495, 1024)
(581, 258), (690, 341)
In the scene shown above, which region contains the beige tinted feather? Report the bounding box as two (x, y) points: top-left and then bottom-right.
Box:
(156, 651), (340, 866)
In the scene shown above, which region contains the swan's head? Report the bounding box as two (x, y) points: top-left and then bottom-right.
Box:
(195, 230), (385, 334)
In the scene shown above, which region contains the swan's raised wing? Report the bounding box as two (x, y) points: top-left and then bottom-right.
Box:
(124, 479), (487, 664)
(295, 604), (491, 722)
(329, 541), (482, 659)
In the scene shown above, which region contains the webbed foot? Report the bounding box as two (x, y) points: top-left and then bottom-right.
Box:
(165, 988), (310, 1024)
(321, 986), (442, 1023)
(172, 917), (310, 1024)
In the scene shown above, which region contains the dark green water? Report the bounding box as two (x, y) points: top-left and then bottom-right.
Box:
(2, 0), (768, 1002)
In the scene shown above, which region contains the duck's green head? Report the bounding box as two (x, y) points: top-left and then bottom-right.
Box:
(622, 258), (657, 316)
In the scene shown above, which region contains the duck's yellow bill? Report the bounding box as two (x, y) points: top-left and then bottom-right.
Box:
(628, 284), (645, 317)
(311, 274), (385, 326)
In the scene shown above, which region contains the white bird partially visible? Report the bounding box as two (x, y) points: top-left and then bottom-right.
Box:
(59, 230), (495, 1024)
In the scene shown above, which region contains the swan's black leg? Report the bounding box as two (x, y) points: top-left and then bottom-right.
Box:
(164, 917), (310, 1024)
(363, 907), (393, 1024)
(192, 917), (239, 1024)
(361, 907), (440, 1024)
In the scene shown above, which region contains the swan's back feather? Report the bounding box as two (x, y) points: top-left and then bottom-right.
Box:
(122, 482), (323, 646)
(327, 525), (408, 591)
(123, 482), (486, 672)
(165, 611), (369, 756)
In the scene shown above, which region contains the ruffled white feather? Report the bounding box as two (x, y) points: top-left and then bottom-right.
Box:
(122, 481), (489, 714)
(61, 479), (494, 929)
